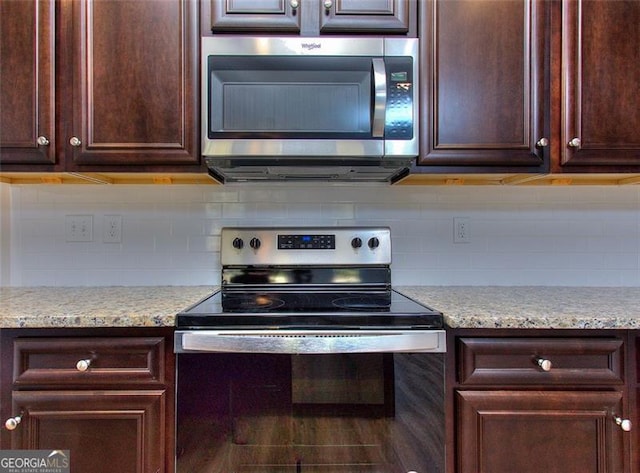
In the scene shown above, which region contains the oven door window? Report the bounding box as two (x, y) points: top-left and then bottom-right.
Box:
(177, 352), (444, 473)
(208, 56), (373, 139)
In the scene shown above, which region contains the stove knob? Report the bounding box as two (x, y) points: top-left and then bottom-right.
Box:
(250, 237), (261, 250)
(368, 237), (380, 249)
(351, 237), (362, 249)
(232, 237), (244, 249)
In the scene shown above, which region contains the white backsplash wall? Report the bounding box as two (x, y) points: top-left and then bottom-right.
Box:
(5, 183), (640, 287)
(0, 183), (11, 286)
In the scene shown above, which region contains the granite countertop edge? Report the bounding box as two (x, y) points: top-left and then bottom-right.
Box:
(1, 286), (639, 330)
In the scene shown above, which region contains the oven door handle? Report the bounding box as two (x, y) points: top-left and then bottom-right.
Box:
(175, 330), (445, 354)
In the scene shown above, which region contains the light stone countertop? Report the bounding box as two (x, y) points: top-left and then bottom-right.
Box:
(0, 286), (639, 329)
(398, 286), (640, 329)
(0, 286), (214, 328)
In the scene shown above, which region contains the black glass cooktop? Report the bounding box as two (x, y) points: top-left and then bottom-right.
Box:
(176, 289), (443, 329)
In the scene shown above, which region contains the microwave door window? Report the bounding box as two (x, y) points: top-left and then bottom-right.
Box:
(209, 56), (373, 138)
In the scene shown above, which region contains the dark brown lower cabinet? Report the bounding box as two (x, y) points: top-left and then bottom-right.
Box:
(2, 327), (638, 473)
(0, 328), (174, 473)
(456, 390), (625, 473)
(9, 390), (165, 473)
(450, 330), (631, 473)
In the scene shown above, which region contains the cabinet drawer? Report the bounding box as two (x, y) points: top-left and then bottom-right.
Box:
(13, 337), (165, 386)
(458, 337), (624, 385)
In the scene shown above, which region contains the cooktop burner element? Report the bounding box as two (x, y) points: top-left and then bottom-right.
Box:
(177, 289), (443, 329)
(222, 294), (286, 311)
(332, 295), (391, 310)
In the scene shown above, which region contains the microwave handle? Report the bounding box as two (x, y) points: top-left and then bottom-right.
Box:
(371, 58), (387, 138)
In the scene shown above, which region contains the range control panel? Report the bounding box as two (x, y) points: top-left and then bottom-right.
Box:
(278, 234), (336, 250)
(221, 227), (391, 266)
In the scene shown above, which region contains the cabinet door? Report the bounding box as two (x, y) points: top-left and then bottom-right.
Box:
(456, 390), (627, 473)
(9, 390), (165, 473)
(0, 0), (56, 166)
(63, 0), (199, 169)
(208, 0), (411, 35)
(418, 0), (548, 170)
(210, 0), (301, 33)
(560, 0), (640, 170)
(319, 0), (410, 34)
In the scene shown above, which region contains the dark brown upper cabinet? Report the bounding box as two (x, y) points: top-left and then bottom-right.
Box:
(207, 0), (414, 36)
(555, 0), (640, 172)
(0, 0), (57, 168)
(63, 0), (199, 170)
(319, 0), (412, 33)
(417, 0), (549, 172)
(1, 0), (200, 172)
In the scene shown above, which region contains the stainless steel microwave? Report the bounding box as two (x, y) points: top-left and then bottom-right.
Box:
(201, 37), (419, 183)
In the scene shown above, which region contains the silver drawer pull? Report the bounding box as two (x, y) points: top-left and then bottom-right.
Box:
(76, 358), (92, 372)
(534, 357), (552, 371)
(568, 137), (581, 148)
(4, 414), (22, 431)
(614, 416), (632, 432)
(536, 137), (549, 147)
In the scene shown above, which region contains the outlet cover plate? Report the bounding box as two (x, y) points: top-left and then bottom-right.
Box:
(65, 215), (93, 242)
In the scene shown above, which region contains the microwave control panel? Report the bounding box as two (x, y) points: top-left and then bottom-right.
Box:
(385, 57), (414, 140)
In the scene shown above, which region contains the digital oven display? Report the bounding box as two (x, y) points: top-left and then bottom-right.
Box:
(278, 234), (335, 250)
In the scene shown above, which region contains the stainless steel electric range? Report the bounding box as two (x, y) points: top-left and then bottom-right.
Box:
(176, 227), (445, 353)
(175, 227), (446, 473)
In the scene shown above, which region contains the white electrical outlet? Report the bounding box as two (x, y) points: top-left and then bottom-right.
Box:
(103, 215), (122, 243)
(454, 217), (470, 243)
(65, 215), (93, 242)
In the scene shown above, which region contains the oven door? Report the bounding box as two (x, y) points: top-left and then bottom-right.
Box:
(175, 330), (445, 473)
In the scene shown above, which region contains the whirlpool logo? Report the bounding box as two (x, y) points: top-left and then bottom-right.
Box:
(0, 450), (70, 473)
(301, 42), (321, 50)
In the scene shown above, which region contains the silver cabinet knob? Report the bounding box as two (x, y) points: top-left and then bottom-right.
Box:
(324, 0), (333, 9)
(37, 136), (50, 146)
(614, 416), (632, 432)
(536, 138), (549, 147)
(534, 357), (552, 371)
(568, 137), (581, 147)
(290, 0), (299, 9)
(5, 414), (22, 431)
(69, 136), (82, 147)
(76, 359), (92, 372)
